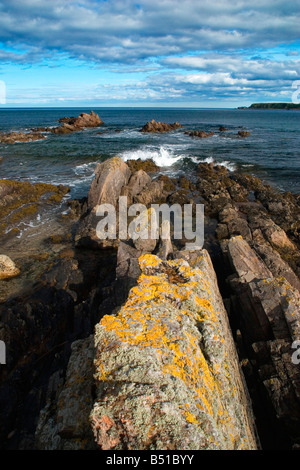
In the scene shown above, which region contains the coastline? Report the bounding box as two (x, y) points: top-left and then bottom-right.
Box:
(0, 113), (300, 450)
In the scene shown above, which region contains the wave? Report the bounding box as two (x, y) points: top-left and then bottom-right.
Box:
(73, 161), (98, 176)
(121, 145), (183, 167)
(191, 156), (236, 172)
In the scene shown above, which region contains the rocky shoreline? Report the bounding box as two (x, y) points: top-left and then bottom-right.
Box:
(0, 111), (104, 144)
(0, 129), (300, 449)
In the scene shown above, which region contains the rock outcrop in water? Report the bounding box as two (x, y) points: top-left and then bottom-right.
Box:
(0, 131), (46, 144)
(1, 155), (300, 450)
(52, 111), (104, 134)
(140, 119), (182, 133)
(0, 111), (104, 143)
(186, 130), (215, 138)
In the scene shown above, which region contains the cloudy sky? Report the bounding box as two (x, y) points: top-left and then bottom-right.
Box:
(0, 0), (299, 107)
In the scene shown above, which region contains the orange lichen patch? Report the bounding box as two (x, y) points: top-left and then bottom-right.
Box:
(92, 252), (258, 450)
(97, 254), (236, 431)
(138, 253), (162, 272)
(185, 410), (200, 425)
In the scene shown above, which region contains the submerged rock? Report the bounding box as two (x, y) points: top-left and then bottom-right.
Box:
(0, 131), (46, 144)
(237, 130), (251, 138)
(187, 130), (215, 138)
(0, 179), (69, 238)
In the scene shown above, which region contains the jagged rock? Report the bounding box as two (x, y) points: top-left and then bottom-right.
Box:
(90, 251), (257, 450)
(222, 235), (300, 447)
(120, 170), (152, 205)
(217, 205), (252, 241)
(57, 111), (103, 130)
(134, 179), (165, 206)
(140, 119), (182, 133)
(227, 236), (272, 283)
(252, 229), (300, 292)
(0, 255), (20, 279)
(50, 111), (103, 135)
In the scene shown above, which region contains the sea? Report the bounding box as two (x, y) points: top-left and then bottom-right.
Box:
(0, 107), (299, 199)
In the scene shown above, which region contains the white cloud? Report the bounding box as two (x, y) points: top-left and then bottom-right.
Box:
(1, 0), (299, 104)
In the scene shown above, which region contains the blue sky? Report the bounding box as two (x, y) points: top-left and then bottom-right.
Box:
(0, 0), (299, 107)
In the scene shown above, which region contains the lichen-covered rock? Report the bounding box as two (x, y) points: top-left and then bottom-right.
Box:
(90, 251), (257, 450)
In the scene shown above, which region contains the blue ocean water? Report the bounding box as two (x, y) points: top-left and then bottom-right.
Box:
(0, 107), (299, 199)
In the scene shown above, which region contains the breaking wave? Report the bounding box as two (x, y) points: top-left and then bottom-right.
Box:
(121, 146), (184, 167)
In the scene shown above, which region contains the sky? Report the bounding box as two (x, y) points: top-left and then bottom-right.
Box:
(0, 0), (299, 107)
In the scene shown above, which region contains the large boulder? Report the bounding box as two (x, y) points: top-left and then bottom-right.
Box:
(90, 251), (257, 450)
(75, 157), (131, 248)
(88, 156), (131, 209)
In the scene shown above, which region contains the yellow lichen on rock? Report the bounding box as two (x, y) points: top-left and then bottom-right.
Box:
(91, 252), (257, 450)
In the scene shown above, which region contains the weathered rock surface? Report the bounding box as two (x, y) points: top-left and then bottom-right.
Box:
(88, 156), (131, 209)
(222, 236), (300, 448)
(140, 119), (182, 133)
(35, 336), (97, 450)
(0, 255), (20, 280)
(90, 251), (257, 450)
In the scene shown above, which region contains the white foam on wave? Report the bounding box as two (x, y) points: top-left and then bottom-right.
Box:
(191, 156), (236, 172)
(74, 161), (97, 176)
(121, 146), (183, 167)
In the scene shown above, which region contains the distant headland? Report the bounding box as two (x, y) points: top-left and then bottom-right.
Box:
(238, 102), (300, 110)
